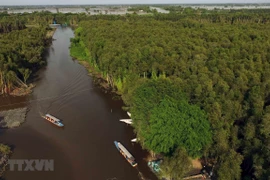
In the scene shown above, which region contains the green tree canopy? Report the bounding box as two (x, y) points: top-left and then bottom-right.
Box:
(159, 148), (192, 180)
(130, 79), (212, 157)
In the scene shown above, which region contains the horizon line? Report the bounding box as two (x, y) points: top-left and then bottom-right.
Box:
(1, 2), (270, 6)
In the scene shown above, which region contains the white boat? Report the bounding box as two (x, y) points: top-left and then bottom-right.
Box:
(127, 112), (131, 117)
(42, 114), (64, 127)
(120, 119), (132, 125)
(131, 138), (137, 142)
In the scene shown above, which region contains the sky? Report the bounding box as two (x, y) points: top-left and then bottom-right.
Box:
(0, 0), (269, 5)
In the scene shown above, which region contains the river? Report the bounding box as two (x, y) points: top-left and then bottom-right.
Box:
(0, 27), (157, 180)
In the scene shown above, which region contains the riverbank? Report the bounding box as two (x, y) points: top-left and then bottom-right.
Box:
(9, 84), (35, 96)
(75, 60), (116, 93)
(46, 28), (56, 38)
(69, 22), (212, 179)
(0, 144), (12, 178)
(0, 26), (56, 97)
(0, 26), (155, 180)
(0, 107), (28, 178)
(46, 27), (57, 43)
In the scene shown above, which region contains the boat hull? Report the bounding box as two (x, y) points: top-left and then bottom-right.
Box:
(42, 115), (64, 127)
(119, 119), (132, 125)
(114, 141), (137, 167)
(114, 141), (120, 151)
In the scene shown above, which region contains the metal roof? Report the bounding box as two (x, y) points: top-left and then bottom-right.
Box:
(118, 142), (134, 159)
(45, 114), (61, 122)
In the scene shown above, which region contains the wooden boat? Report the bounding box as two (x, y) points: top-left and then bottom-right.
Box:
(42, 114), (64, 127)
(119, 119), (132, 125)
(114, 141), (137, 167)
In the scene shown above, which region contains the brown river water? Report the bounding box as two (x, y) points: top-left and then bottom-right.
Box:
(0, 27), (157, 180)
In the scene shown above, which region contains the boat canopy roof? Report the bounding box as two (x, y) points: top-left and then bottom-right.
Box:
(120, 119), (132, 121)
(118, 142), (134, 159)
(45, 114), (61, 122)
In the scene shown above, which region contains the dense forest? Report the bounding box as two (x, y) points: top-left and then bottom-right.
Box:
(0, 12), (83, 95)
(0, 11), (87, 26)
(0, 19), (50, 94)
(1, 7), (270, 179)
(70, 9), (270, 179)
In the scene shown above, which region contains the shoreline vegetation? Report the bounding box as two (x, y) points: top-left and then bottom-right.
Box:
(0, 10), (87, 178)
(0, 22), (56, 97)
(0, 144), (12, 178)
(70, 18), (212, 179)
(0, 10), (87, 96)
(0, 6), (270, 179)
(70, 8), (270, 180)
(76, 60), (114, 92)
(0, 14), (56, 178)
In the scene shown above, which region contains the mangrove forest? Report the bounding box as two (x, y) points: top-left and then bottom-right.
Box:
(70, 8), (270, 180)
(1, 7), (270, 180)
